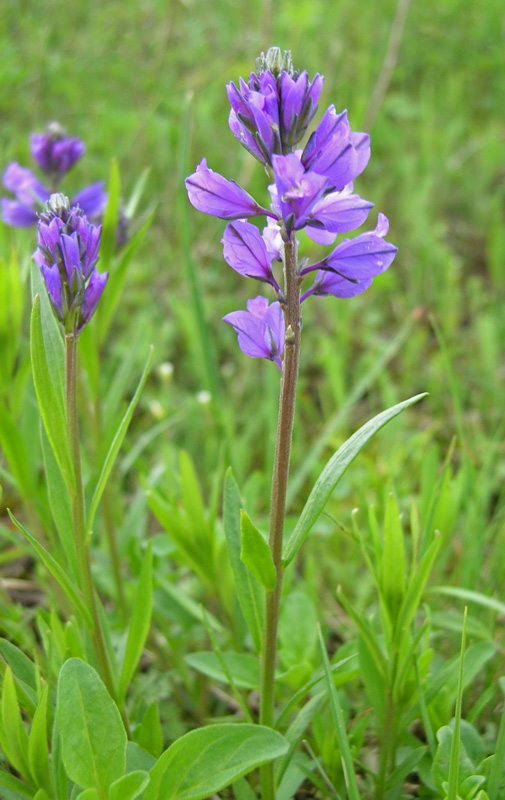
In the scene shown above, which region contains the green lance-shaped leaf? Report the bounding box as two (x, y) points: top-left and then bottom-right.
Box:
(109, 771), (150, 800)
(488, 677), (505, 800)
(144, 724), (288, 800)
(30, 295), (74, 493)
(447, 608), (467, 800)
(132, 703), (163, 759)
(28, 685), (52, 795)
(87, 345), (154, 533)
(240, 511), (276, 591)
(0, 769), (36, 799)
(223, 469), (263, 653)
(40, 423), (77, 580)
(0, 667), (30, 781)
(0, 402), (34, 500)
(118, 543), (153, 702)
(317, 626), (361, 800)
(0, 639), (37, 709)
(7, 511), (93, 631)
(282, 393), (427, 566)
(56, 658), (127, 794)
(185, 651), (261, 690)
(381, 492), (406, 623)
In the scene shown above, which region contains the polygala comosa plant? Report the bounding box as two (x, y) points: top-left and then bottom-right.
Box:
(1, 43), (500, 800)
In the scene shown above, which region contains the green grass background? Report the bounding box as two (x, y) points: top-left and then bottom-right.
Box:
(1, 0), (504, 648)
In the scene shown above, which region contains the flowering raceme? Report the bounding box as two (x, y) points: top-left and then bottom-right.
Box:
(185, 47), (397, 369)
(1, 123), (106, 228)
(33, 194), (108, 333)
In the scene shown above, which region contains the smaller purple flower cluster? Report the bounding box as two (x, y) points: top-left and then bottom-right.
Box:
(34, 194), (108, 333)
(186, 48), (397, 370)
(1, 123), (106, 228)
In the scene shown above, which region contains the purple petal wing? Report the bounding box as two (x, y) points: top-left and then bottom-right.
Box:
(186, 159), (267, 220)
(320, 217), (397, 280)
(223, 309), (272, 359)
(272, 154), (328, 230)
(307, 190), (373, 233)
(1, 198), (37, 227)
(60, 233), (81, 282)
(79, 269), (108, 328)
(3, 163), (49, 205)
(311, 271), (373, 298)
(40, 263), (63, 317)
(222, 220), (277, 286)
(229, 110), (265, 162)
(72, 182), (107, 219)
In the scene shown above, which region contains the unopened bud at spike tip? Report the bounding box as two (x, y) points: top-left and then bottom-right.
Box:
(255, 47), (294, 78)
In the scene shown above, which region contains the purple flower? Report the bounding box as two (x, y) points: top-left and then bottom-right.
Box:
(305, 183), (373, 242)
(301, 106), (370, 191)
(0, 125), (119, 243)
(72, 182), (107, 221)
(271, 153), (328, 231)
(185, 158), (272, 220)
(33, 194), (107, 332)
(301, 214), (396, 300)
(222, 220), (281, 291)
(226, 47), (323, 165)
(186, 49), (397, 369)
(1, 163), (107, 231)
(223, 296), (284, 370)
(1, 164), (50, 226)
(30, 123), (85, 181)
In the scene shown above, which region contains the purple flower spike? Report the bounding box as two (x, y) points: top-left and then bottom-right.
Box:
(33, 194), (107, 333)
(271, 153), (328, 230)
(223, 295), (284, 370)
(186, 159), (271, 220)
(226, 49), (323, 164)
(222, 220), (281, 291)
(31, 123), (85, 180)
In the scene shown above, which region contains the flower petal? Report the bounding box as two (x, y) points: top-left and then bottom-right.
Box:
(72, 182), (107, 220)
(80, 269), (108, 328)
(318, 215), (397, 280)
(272, 153), (328, 230)
(307, 189), (373, 233)
(186, 159), (268, 220)
(223, 296), (284, 369)
(1, 198), (37, 227)
(222, 220), (278, 288)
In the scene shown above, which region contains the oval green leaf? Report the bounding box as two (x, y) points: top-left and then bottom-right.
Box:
(56, 659), (126, 793)
(145, 724), (288, 800)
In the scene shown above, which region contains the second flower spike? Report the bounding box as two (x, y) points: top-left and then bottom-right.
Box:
(33, 194), (108, 333)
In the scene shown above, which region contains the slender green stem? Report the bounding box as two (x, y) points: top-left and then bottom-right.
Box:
(65, 333), (119, 708)
(259, 233), (301, 800)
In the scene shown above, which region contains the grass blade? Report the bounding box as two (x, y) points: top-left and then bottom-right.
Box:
(317, 625), (361, 800)
(447, 606), (467, 800)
